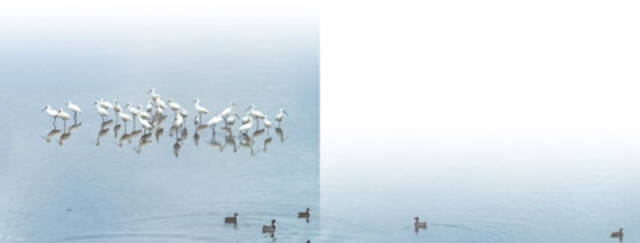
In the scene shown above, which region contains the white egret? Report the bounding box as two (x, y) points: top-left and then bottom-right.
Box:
(145, 101), (153, 113)
(238, 117), (253, 135)
(57, 109), (71, 129)
(148, 88), (160, 100)
(119, 112), (132, 131)
(225, 112), (240, 126)
(179, 108), (188, 119)
(66, 101), (81, 122)
(173, 113), (184, 128)
(127, 103), (141, 129)
(139, 115), (153, 133)
(219, 102), (235, 118)
(167, 98), (181, 113)
(98, 98), (113, 110)
(193, 113), (200, 126)
(247, 105), (267, 119)
(172, 113), (184, 138)
(263, 117), (272, 134)
(246, 105), (267, 128)
(95, 103), (110, 121)
(42, 105), (59, 126)
(113, 99), (122, 121)
(241, 113), (251, 124)
(138, 105), (152, 121)
(193, 98), (208, 121)
(154, 96), (167, 110)
(275, 108), (288, 126)
(206, 115), (224, 135)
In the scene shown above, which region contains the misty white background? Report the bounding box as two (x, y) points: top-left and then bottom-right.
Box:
(322, 0), (640, 160)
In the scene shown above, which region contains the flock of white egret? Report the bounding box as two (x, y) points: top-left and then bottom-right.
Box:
(42, 88), (289, 156)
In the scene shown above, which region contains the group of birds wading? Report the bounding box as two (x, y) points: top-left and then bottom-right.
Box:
(42, 88), (289, 156)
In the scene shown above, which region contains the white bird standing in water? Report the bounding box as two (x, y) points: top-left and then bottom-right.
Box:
(241, 112), (252, 124)
(42, 105), (59, 126)
(193, 113), (200, 126)
(119, 112), (132, 130)
(148, 88), (160, 100)
(193, 98), (208, 121)
(138, 104), (152, 121)
(57, 109), (71, 129)
(153, 96), (167, 110)
(146, 101), (153, 113)
(179, 108), (188, 119)
(139, 115), (153, 133)
(207, 115), (224, 131)
(263, 117), (272, 134)
(246, 105), (267, 128)
(172, 113), (184, 137)
(167, 98), (181, 114)
(113, 99), (122, 121)
(127, 103), (141, 129)
(98, 98), (113, 110)
(66, 101), (81, 122)
(238, 116), (253, 135)
(275, 108), (288, 126)
(95, 102), (110, 121)
(225, 112), (240, 126)
(247, 105), (267, 119)
(219, 102), (235, 118)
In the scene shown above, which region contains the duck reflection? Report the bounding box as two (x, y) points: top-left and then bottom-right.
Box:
(275, 127), (285, 142)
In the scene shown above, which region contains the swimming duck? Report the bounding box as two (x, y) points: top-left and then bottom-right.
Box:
(298, 208), (311, 218)
(262, 219), (276, 233)
(611, 228), (623, 238)
(224, 213), (238, 224)
(414, 217), (427, 229)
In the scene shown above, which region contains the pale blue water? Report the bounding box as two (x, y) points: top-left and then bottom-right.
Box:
(0, 18), (318, 242)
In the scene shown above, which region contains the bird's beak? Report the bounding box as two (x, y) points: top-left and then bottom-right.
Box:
(244, 106), (251, 111)
(283, 110), (288, 115)
(41, 107), (47, 112)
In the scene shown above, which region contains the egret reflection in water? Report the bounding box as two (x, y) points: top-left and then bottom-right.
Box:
(275, 127), (285, 142)
(42, 128), (61, 143)
(263, 136), (273, 152)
